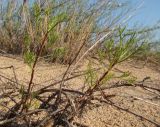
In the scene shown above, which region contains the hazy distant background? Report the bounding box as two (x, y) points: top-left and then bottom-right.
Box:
(1, 0), (160, 39)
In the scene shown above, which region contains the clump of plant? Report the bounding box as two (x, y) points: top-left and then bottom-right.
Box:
(0, 27), (158, 127)
(84, 27), (146, 96)
(0, 0), (131, 64)
(1, 1), (159, 127)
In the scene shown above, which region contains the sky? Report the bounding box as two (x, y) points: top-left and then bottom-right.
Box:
(119, 0), (160, 40)
(127, 0), (160, 27)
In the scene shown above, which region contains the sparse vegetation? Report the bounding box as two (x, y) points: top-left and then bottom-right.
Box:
(0, 0), (160, 127)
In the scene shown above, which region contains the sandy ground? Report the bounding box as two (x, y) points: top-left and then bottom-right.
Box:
(0, 55), (160, 127)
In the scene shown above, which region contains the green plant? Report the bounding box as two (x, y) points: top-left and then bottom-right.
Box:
(104, 27), (142, 66)
(51, 47), (66, 62)
(85, 61), (97, 87)
(23, 51), (35, 67)
(87, 27), (146, 93)
(1, 1), (158, 127)
(0, 0), (130, 64)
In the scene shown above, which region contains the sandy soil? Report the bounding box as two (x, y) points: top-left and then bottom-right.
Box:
(0, 55), (160, 127)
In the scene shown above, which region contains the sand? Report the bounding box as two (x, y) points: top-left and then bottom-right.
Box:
(0, 55), (160, 127)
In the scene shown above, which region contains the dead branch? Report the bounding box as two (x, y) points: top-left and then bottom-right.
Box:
(97, 98), (160, 127)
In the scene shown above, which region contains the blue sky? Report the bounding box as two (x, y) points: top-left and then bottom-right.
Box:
(119, 0), (160, 40)
(127, 0), (160, 27)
